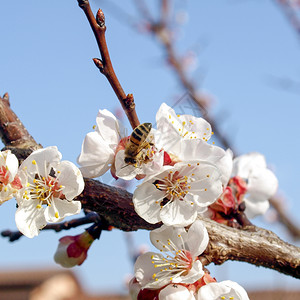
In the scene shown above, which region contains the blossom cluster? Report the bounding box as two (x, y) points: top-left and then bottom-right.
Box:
(76, 102), (278, 298)
(0, 146), (84, 238)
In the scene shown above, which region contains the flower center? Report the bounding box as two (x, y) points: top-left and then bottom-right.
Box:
(0, 165), (10, 186)
(25, 174), (65, 207)
(22, 160), (65, 217)
(155, 170), (193, 203)
(151, 235), (195, 283)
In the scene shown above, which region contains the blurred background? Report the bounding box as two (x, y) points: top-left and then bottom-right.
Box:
(0, 0), (300, 298)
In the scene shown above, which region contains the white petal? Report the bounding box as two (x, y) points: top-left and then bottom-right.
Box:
(45, 198), (81, 223)
(186, 220), (209, 257)
(244, 197), (269, 219)
(159, 284), (196, 300)
(174, 259), (204, 284)
(156, 102), (212, 141)
(4, 150), (19, 181)
(133, 182), (165, 224)
(178, 140), (233, 186)
(247, 167), (278, 200)
(160, 199), (197, 227)
(56, 161), (84, 200)
(150, 225), (188, 252)
(197, 281), (249, 300)
(232, 152), (267, 178)
(77, 131), (115, 178)
(20, 146), (62, 177)
(115, 150), (139, 180)
(134, 252), (170, 289)
(15, 201), (47, 238)
(95, 109), (124, 145)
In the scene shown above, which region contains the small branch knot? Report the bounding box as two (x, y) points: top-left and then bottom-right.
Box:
(93, 58), (104, 72)
(2, 93), (10, 106)
(124, 94), (136, 111)
(96, 9), (106, 28)
(77, 0), (89, 9)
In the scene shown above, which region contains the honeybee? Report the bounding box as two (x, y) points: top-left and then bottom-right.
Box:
(124, 123), (153, 166)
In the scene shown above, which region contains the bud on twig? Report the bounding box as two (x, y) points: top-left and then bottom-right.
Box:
(96, 9), (105, 27)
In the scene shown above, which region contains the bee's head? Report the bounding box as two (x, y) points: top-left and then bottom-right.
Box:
(143, 123), (152, 131)
(124, 157), (137, 165)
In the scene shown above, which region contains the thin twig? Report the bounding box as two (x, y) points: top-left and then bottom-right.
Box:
(1, 212), (101, 242)
(77, 0), (140, 129)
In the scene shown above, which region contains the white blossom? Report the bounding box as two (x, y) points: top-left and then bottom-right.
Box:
(15, 146), (84, 238)
(155, 103), (233, 186)
(77, 109), (125, 178)
(0, 150), (22, 204)
(232, 152), (278, 218)
(133, 161), (223, 227)
(134, 220), (208, 289)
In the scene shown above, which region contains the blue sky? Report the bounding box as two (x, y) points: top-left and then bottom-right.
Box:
(0, 0), (300, 295)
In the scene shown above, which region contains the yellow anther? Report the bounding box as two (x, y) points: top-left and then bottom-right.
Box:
(93, 125), (96, 129)
(192, 173), (195, 176)
(188, 163), (191, 167)
(152, 273), (157, 279)
(207, 175), (210, 177)
(172, 121), (174, 124)
(170, 277), (173, 280)
(221, 297), (225, 300)
(212, 142), (215, 144)
(204, 188), (207, 191)
(32, 160), (36, 165)
(55, 212), (59, 218)
(4, 187), (7, 192)
(182, 121), (186, 125)
(229, 297), (234, 300)
(26, 183), (30, 187)
(212, 131), (214, 135)
(36, 204), (42, 209)
(177, 114), (180, 117)
(178, 128), (182, 132)
(169, 115), (171, 119)
(191, 202), (194, 205)
(33, 179), (37, 183)
(178, 234), (181, 237)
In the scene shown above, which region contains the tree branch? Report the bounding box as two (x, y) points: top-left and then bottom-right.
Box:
(77, 0), (140, 129)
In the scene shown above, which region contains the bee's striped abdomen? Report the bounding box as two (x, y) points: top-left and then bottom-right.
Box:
(124, 123), (152, 165)
(129, 123), (152, 146)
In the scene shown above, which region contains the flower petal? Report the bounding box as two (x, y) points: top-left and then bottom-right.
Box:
(159, 284), (196, 300)
(19, 146), (61, 178)
(15, 200), (47, 238)
(77, 131), (116, 178)
(135, 252), (170, 289)
(95, 109), (125, 145)
(133, 182), (165, 224)
(56, 161), (84, 200)
(45, 198), (81, 223)
(150, 225), (188, 252)
(186, 220), (209, 257)
(160, 199), (197, 227)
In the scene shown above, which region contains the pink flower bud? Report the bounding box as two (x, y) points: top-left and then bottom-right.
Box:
(54, 231), (94, 268)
